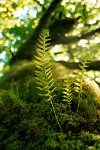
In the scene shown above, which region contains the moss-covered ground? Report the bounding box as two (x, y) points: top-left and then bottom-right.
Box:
(0, 61), (100, 150)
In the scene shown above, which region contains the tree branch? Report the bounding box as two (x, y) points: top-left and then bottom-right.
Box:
(50, 27), (100, 45)
(59, 60), (100, 71)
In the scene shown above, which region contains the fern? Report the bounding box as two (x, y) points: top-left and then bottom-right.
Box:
(34, 29), (62, 132)
(75, 60), (90, 112)
(62, 60), (90, 113)
(63, 76), (73, 111)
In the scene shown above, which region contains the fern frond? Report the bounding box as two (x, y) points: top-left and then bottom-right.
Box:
(76, 59), (90, 112)
(34, 29), (62, 132)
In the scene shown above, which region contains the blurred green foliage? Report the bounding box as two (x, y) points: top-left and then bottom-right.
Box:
(0, 0), (100, 74)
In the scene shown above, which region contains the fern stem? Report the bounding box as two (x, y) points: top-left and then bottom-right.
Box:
(50, 99), (63, 133)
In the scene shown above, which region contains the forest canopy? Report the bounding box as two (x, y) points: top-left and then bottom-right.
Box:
(0, 0), (100, 84)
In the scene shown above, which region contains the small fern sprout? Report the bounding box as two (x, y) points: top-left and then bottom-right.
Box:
(63, 77), (73, 111)
(75, 60), (90, 112)
(34, 29), (62, 132)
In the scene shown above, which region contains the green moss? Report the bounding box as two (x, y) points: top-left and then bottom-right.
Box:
(0, 95), (100, 149)
(0, 60), (100, 149)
